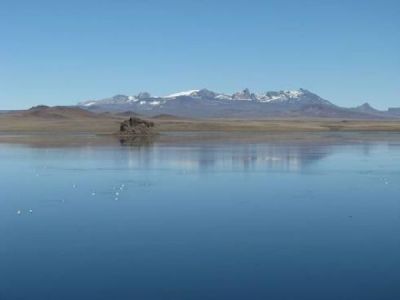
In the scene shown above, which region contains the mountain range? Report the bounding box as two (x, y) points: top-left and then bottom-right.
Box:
(78, 88), (399, 119)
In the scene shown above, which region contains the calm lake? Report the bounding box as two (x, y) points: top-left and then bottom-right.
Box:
(1, 132), (400, 300)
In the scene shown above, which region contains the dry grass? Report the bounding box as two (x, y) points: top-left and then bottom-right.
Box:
(1, 114), (400, 134)
(0, 115), (121, 134)
(153, 118), (400, 132)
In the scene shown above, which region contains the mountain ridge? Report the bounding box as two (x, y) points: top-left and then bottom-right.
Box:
(77, 88), (399, 119)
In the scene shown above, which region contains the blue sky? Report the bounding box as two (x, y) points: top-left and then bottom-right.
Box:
(0, 0), (399, 110)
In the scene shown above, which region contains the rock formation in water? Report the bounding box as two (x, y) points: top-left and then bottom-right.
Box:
(119, 117), (155, 136)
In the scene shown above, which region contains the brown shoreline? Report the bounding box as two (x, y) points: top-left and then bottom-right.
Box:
(1, 130), (400, 149)
(2, 114), (400, 134)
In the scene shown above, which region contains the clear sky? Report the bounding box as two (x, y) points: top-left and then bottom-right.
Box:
(0, 0), (399, 110)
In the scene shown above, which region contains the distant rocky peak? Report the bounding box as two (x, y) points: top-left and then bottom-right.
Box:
(196, 89), (217, 98)
(137, 92), (151, 99)
(353, 102), (379, 112)
(243, 88), (251, 95)
(232, 88), (257, 100)
(359, 102), (373, 108)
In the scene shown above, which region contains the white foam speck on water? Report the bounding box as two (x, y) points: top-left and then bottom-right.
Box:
(17, 210), (22, 215)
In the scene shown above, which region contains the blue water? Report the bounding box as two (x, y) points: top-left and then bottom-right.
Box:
(1, 134), (400, 300)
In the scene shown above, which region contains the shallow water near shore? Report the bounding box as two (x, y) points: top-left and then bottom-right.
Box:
(1, 132), (400, 300)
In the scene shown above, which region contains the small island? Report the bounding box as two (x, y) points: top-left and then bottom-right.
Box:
(119, 117), (156, 136)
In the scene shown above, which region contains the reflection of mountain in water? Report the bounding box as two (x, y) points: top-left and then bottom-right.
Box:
(118, 133), (394, 172)
(182, 144), (329, 172)
(2, 132), (399, 172)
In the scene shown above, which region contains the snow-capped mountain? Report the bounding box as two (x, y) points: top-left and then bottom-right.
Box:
(80, 88), (329, 106)
(80, 92), (150, 107)
(160, 88), (331, 103)
(77, 88), (396, 119)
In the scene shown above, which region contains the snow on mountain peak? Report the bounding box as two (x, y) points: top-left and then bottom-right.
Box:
(255, 89), (305, 103)
(285, 90), (304, 97)
(165, 90), (200, 98)
(83, 101), (97, 107)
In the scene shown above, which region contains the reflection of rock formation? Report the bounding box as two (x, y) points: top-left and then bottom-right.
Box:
(119, 135), (157, 147)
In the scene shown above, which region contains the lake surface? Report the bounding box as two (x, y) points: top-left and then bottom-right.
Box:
(1, 133), (400, 300)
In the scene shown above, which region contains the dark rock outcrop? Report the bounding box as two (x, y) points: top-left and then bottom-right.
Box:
(119, 117), (155, 136)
